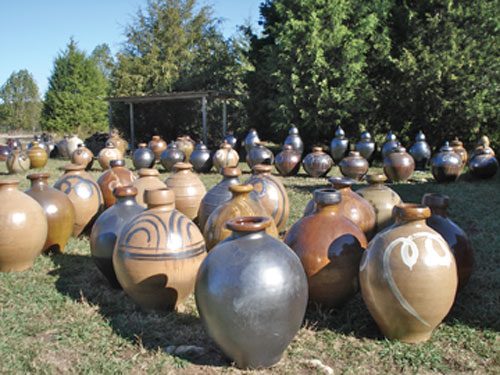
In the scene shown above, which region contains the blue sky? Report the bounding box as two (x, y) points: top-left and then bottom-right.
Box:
(0, 0), (263, 96)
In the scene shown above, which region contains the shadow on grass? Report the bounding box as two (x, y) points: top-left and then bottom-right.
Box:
(49, 252), (229, 367)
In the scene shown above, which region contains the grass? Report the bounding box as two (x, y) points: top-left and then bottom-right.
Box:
(0, 156), (499, 374)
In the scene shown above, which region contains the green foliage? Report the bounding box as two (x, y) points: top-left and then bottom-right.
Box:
(0, 69), (42, 131)
(90, 44), (114, 94)
(41, 39), (109, 135)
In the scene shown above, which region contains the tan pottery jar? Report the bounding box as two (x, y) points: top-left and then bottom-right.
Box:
(132, 168), (167, 208)
(97, 159), (137, 208)
(148, 135), (167, 162)
(27, 141), (48, 169)
(97, 141), (123, 170)
(213, 140), (239, 172)
(6, 149), (30, 174)
(71, 143), (94, 170)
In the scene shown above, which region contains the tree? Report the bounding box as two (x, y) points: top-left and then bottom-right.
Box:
(0, 69), (42, 131)
(90, 43), (114, 95)
(41, 39), (109, 135)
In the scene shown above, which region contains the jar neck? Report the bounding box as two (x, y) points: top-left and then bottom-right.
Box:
(316, 203), (340, 214)
(429, 206), (448, 218)
(395, 217), (427, 226)
(30, 178), (50, 189)
(230, 228), (267, 240)
(116, 196), (139, 206)
(147, 202), (175, 211)
(0, 183), (19, 193)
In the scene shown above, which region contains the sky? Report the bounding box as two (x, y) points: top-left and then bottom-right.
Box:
(0, 0), (263, 96)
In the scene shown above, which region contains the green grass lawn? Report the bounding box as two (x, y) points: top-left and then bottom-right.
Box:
(0, 157), (499, 374)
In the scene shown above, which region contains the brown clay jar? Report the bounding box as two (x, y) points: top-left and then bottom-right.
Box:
(27, 141), (48, 169)
(213, 140), (239, 172)
(0, 179), (48, 272)
(302, 147), (333, 178)
(203, 184), (279, 251)
(339, 151), (369, 181)
(175, 136), (195, 161)
(383, 146), (415, 182)
(113, 188), (206, 310)
(422, 194), (473, 290)
(71, 143), (94, 170)
(285, 189), (367, 307)
(165, 162), (206, 221)
(275, 145), (301, 177)
(131, 168), (167, 208)
(25, 173), (75, 254)
(107, 133), (128, 155)
(450, 137), (468, 166)
(245, 164), (290, 232)
(97, 141), (123, 170)
(148, 135), (167, 162)
(54, 164), (104, 237)
(6, 149), (30, 174)
(97, 159), (137, 209)
(359, 204), (458, 343)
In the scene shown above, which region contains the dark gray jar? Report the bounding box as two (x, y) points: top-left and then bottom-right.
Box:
(430, 142), (462, 183)
(410, 131), (431, 171)
(330, 126), (349, 164)
(246, 143), (274, 168)
(189, 142), (213, 173)
(160, 142), (185, 172)
(339, 151), (369, 181)
(468, 149), (498, 179)
(381, 132), (399, 158)
(355, 131), (376, 163)
(284, 126), (304, 156)
(132, 143), (155, 170)
(303, 147), (333, 178)
(243, 128), (260, 153)
(223, 132), (238, 150)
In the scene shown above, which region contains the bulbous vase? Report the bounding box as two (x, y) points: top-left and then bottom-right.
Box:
(71, 143), (94, 170)
(107, 133), (128, 155)
(6, 149), (30, 174)
(213, 141), (239, 172)
(284, 126), (304, 156)
(97, 141), (123, 170)
(355, 131), (376, 163)
(409, 131), (431, 171)
(160, 142), (185, 172)
(430, 142), (463, 183)
(330, 126), (349, 164)
(275, 145), (301, 177)
(339, 151), (369, 181)
(148, 135), (167, 162)
(97, 159), (137, 209)
(383, 146), (415, 182)
(132, 143), (155, 170)
(175, 136), (195, 161)
(189, 142), (212, 173)
(381, 132), (399, 158)
(27, 141), (48, 169)
(246, 143), (274, 168)
(450, 137), (467, 166)
(302, 147), (333, 178)
(66, 134), (83, 157)
(243, 128), (260, 153)
(131, 168), (166, 208)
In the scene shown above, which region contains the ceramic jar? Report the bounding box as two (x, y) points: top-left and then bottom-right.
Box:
(356, 173), (402, 233)
(430, 142), (463, 183)
(71, 143), (94, 170)
(302, 147), (333, 178)
(275, 145), (301, 177)
(383, 146), (415, 182)
(0, 145), (10, 161)
(97, 160), (137, 209)
(213, 141), (239, 172)
(203, 184), (279, 251)
(223, 131), (238, 150)
(359, 204), (458, 343)
(165, 162), (206, 221)
(148, 135), (167, 162)
(66, 134), (83, 157)
(246, 142), (274, 168)
(28, 135), (49, 154)
(339, 151), (369, 181)
(189, 142), (213, 173)
(90, 186), (145, 288)
(381, 132), (399, 158)
(25, 173), (75, 254)
(132, 143), (155, 170)
(355, 131), (376, 163)
(160, 142), (185, 172)
(450, 137), (468, 166)
(113, 188), (206, 310)
(6, 149), (30, 174)
(409, 131), (431, 171)
(132, 168), (167, 208)
(57, 136), (70, 159)
(196, 216), (308, 369)
(107, 133), (128, 155)
(54, 164), (104, 237)
(97, 141), (123, 170)
(175, 136), (195, 161)
(27, 141), (48, 169)
(284, 126), (304, 156)
(422, 194), (473, 290)
(285, 189), (367, 307)
(244, 128), (260, 153)
(330, 126), (349, 164)
(468, 149), (498, 179)
(7, 138), (21, 150)
(245, 164), (289, 232)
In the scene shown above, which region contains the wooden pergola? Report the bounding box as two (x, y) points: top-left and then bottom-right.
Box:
(104, 90), (239, 149)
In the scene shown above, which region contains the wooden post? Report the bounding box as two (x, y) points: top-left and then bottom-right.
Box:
(222, 99), (227, 138)
(108, 102), (112, 134)
(202, 96), (207, 145)
(129, 103), (135, 152)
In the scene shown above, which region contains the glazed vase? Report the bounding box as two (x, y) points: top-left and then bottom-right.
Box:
(285, 189), (367, 307)
(54, 164), (104, 237)
(6, 149), (30, 174)
(213, 141), (239, 172)
(339, 151), (369, 181)
(383, 146), (415, 182)
(468, 150), (498, 179)
(66, 135), (83, 157)
(246, 142), (274, 168)
(132, 143), (155, 170)
(97, 159), (137, 209)
(97, 141), (123, 170)
(302, 147), (333, 178)
(450, 137), (468, 166)
(275, 145), (301, 177)
(284, 126), (304, 156)
(469, 144), (495, 163)
(27, 141), (48, 169)
(359, 204), (458, 343)
(0, 179), (48, 272)
(175, 136), (195, 161)
(356, 173), (402, 233)
(422, 194), (473, 290)
(28, 136), (49, 154)
(189, 142), (213, 173)
(409, 131), (431, 171)
(25, 173), (75, 254)
(223, 131), (238, 150)
(196, 216), (308, 369)
(244, 128), (260, 153)
(90, 186), (145, 288)
(245, 164), (289, 232)
(165, 162), (206, 221)
(355, 131), (376, 163)
(148, 135), (167, 162)
(113, 188), (206, 310)
(160, 142), (185, 172)
(203, 184), (279, 251)
(0, 145), (10, 161)
(381, 132), (399, 158)
(107, 133), (128, 155)
(71, 143), (94, 170)
(7, 138), (21, 151)
(131, 168), (167, 208)
(330, 126), (350, 164)
(430, 142), (463, 183)
(57, 136), (70, 159)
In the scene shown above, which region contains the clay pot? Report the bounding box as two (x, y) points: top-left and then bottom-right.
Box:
(246, 142), (274, 168)
(165, 162), (206, 221)
(244, 128), (260, 153)
(97, 159), (137, 209)
(213, 141), (239, 172)
(6, 149), (30, 174)
(245, 164), (289, 232)
(27, 141), (48, 169)
(284, 126), (304, 156)
(477, 135), (490, 148)
(175, 136), (195, 161)
(107, 133), (128, 155)
(0, 145), (10, 162)
(203, 184), (279, 251)
(383, 146), (415, 182)
(422, 194), (473, 290)
(302, 147), (333, 178)
(355, 131), (376, 163)
(430, 142), (463, 183)
(196, 216), (308, 369)
(66, 135), (83, 157)
(356, 173), (402, 233)
(97, 141), (123, 170)
(275, 145), (301, 177)
(223, 131), (238, 150)
(381, 132), (399, 158)
(0, 179), (48, 272)
(189, 142), (213, 173)
(25, 173), (75, 254)
(131, 168), (167, 208)
(54, 164), (104, 237)
(330, 126), (350, 164)
(359, 204), (458, 343)
(57, 136), (70, 159)
(28, 135), (49, 154)
(468, 150), (498, 179)
(148, 135), (167, 162)
(90, 186), (145, 288)
(132, 143), (155, 170)
(450, 137), (468, 165)
(113, 188), (206, 310)
(285, 189), (367, 307)
(160, 142), (185, 172)
(339, 151), (369, 181)
(7, 138), (21, 150)
(469, 144), (496, 162)
(71, 143), (94, 170)
(409, 131), (431, 171)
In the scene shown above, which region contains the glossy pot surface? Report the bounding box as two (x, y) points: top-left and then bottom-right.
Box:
(275, 145), (301, 177)
(302, 147), (333, 178)
(97, 160), (137, 208)
(132, 143), (155, 170)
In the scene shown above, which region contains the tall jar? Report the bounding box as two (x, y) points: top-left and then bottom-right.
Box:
(175, 136), (195, 161)
(302, 147), (333, 178)
(196, 216), (308, 369)
(383, 146), (415, 182)
(212, 141), (239, 172)
(148, 135), (167, 162)
(359, 204), (458, 343)
(284, 126), (304, 156)
(27, 141), (48, 169)
(132, 143), (155, 170)
(97, 141), (123, 170)
(450, 137), (468, 166)
(275, 145), (301, 177)
(330, 126), (349, 164)
(339, 151), (369, 181)
(160, 142), (185, 172)
(243, 128), (260, 153)
(355, 131), (376, 163)
(409, 131), (431, 171)
(381, 132), (399, 158)
(131, 168), (167, 208)
(71, 143), (94, 170)
(430, 142), (463, 183)
(97, 159), (137, 209)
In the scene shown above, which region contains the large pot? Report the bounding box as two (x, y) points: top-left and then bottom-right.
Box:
(147, 135), (167, 162)
(409, 131), (431, 171)
(97, 159), (137, 209)
(430, 142), (463, 183)
(275, 145), (301, 177)
(246, 142), (274, 168)
(160, 142), (185, 172)
(97, 141), (123, 170)
(355, 131), (376, 163)
(330, 126), (349, 164)
(132, 143), (155, 170)
(131, 168), (167, 208)
(6, 149), (30, 174)
(339, 151), (369, 181)
(302, 147), (333, 178)
(71, 143), (94, 170)
(212, 141), (239, 172)
(383, 146), (415, 182)
(27, 141), (48, 169)
(189, 142), (212, 173)
(284, 126), (304, 156)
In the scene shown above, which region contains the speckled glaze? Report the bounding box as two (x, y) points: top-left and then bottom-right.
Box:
(381, 132), (399, 158)
(97, 142), (123, 170)
(302, 147), (333, 178)
(275, 145), (301, 177)
(213, 141), (239, 172)
(430, 142), (463, 183)
(131, 168), (167, 208)
(246, 143), (274, 168)
(243, 128), (260, 153)
(284, 126), (304, 156)
(360, 204), (458, 343)
(160, 142), (185, 172)
(97, 160), (137, 208)
(132, 143), (155, 170)
(383, 146), (415, 182)
(339, 151), (369, 181)
(330, 126), (349, 164)
(189, 142), (213, 173)
(409, 131), (431, 171)
(6, 149), (30, 174)
(71, 143), (94, 170)
(148, 135), (167, 162)
(113, 188), (206, 310)
(27, 141), (48, 169)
